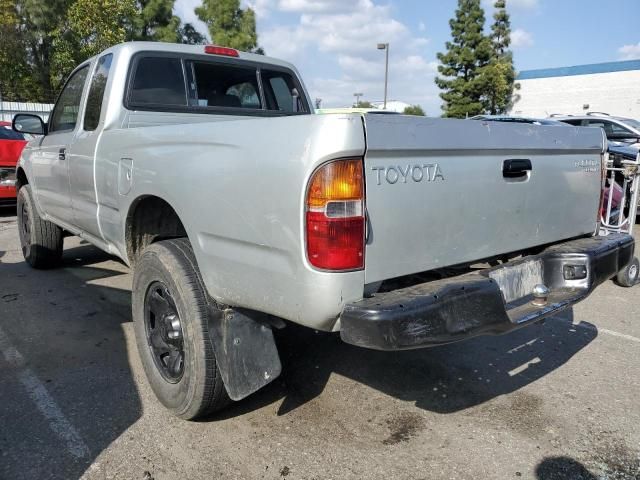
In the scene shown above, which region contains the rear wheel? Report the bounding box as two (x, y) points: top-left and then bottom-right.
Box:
(616, 257), (639, 287)
(16, 185), (63, 269)
(132, 238), (230, 419)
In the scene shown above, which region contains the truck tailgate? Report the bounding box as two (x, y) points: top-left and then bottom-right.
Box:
(363, 115), (605, 283)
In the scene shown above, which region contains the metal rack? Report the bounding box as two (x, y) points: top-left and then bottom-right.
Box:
(599, 149), (640, 236)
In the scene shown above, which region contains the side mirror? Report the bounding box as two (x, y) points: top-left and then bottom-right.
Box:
(13, 113), (47, 136)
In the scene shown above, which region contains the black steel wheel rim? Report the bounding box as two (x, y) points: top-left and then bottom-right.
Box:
(19, 200), (31, 253)
(144, 281), (185, 383)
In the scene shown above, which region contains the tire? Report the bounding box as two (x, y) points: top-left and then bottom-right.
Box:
(132, 238), (230, 419)
(16, 185), (63, 269)
(615, 257), (639, 287)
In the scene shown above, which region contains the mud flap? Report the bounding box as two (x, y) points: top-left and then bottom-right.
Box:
(207, 307), (282, 401)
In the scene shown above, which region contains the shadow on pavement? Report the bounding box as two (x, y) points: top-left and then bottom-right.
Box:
(0, 242), (140, 480)
(0, 237), (600, 479)
(535, 456), (597, 480)
(216, 308), (597, 418)
(0, 206), (16, 218)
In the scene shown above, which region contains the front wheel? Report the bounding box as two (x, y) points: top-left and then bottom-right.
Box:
(616, 257), (639, 287)
(132, 238), (230, 419)
(16, 185), (63, 269)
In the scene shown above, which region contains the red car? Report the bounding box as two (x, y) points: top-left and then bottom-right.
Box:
(0, 121), (28, 206)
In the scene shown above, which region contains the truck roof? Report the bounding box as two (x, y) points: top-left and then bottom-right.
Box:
(94, 41), (298, 72)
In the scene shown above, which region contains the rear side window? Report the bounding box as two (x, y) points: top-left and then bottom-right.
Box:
(191, 62), (261, 109)
(129, 57), (187, 106)
(262, 71), (302, 113)
(84, 54), (113, 131)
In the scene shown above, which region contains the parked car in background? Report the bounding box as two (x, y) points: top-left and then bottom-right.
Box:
(471, 115), (568, 126)
(0, 121), (29, 206)
(316, 107), (400, 115)
(552, 113), (640, 146)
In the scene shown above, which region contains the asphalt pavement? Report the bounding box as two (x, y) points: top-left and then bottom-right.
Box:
(0, 206), (639, 480)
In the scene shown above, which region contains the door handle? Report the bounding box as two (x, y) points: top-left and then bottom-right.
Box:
(58, 148), (66, 161)
(503, 159), (531, 178)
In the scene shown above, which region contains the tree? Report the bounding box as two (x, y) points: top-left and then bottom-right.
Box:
(19, 0), (73, 101)
(179, 23), (207, 45)
(435, 0), (492, 118)
(354, 100), (373, 108)
(52, 0), (136, 87)
(479, 0), (518, 114)
(0, 0), (37, 101)
(403, 105), (426, 116)
(133, 0), (181, 42)
(491, 0), (510, 56)
(196, 0), (262, 53)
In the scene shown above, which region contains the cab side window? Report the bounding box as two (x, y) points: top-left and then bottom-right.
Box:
(262, 70), (306, 113)
(49, 66), (89, 133)
(84, 54), (113, 131)
(129, 57), (187, 106)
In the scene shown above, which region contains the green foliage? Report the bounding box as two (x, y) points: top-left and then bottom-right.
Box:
(52, 0), (136, 88)
(0, 0), (216, 102)
(354, 100), (373, 108)
(133, 0), (181, 42)
(435, 0), (518, 117)
(478, 0), (518, 114)
(179, 23), (207, 45)
(196, 0), (262, 53)
(0, 0), (37, 101)
(491, 0), (510, 56)
(435, 0), (492, 118)
(0, 0), (73, 101)
(403, 105), (426, 116)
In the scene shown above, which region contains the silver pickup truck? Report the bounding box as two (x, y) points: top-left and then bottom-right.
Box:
(12, 42), (635, 419)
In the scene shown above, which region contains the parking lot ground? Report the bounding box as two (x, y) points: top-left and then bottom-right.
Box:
(0, 206), (639, 480)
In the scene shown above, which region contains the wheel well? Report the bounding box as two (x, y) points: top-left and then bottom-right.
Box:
(16, 168), (28, 190)
(126, 196), (188, 263)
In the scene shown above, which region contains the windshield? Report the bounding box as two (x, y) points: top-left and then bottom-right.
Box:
(0, 126), (25, 140)
(616, 118), (640, 130)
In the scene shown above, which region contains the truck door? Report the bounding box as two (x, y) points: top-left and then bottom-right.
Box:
(67, 53), (113, 238)
(32, 65), (89, 224)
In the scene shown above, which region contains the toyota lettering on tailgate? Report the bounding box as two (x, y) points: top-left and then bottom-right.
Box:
(371, 164), (445, 185)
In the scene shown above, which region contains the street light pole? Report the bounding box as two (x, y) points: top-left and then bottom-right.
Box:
(353, 92), (363, 107)
(377, 43), (389, 110)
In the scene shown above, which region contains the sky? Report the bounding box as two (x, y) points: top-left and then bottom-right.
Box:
(174, 0), (640, 115)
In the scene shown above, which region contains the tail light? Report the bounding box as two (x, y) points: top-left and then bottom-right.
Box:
(306, 158), (365, 270)
(204, 45), (239, 57)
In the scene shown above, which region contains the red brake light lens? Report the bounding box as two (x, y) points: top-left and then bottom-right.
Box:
(306, 159), (365, 270)
(204, 45), (240, 57)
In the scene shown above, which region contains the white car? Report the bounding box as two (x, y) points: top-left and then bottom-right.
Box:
(553, 113), (640, 147)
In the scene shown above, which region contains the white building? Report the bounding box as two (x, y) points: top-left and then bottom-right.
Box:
(370, 100), (412, 113)
(510, 60), (640, 118)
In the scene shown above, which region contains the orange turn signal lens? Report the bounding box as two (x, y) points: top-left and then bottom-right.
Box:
(307, 158), (364, 210)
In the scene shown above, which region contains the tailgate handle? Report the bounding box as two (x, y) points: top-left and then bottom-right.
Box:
(503, 159), (531, 178)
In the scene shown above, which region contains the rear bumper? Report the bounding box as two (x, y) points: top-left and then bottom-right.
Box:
(0, 185), (17, 204)
(0, 165), (17, 204)
(340, 233), (635, 350)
